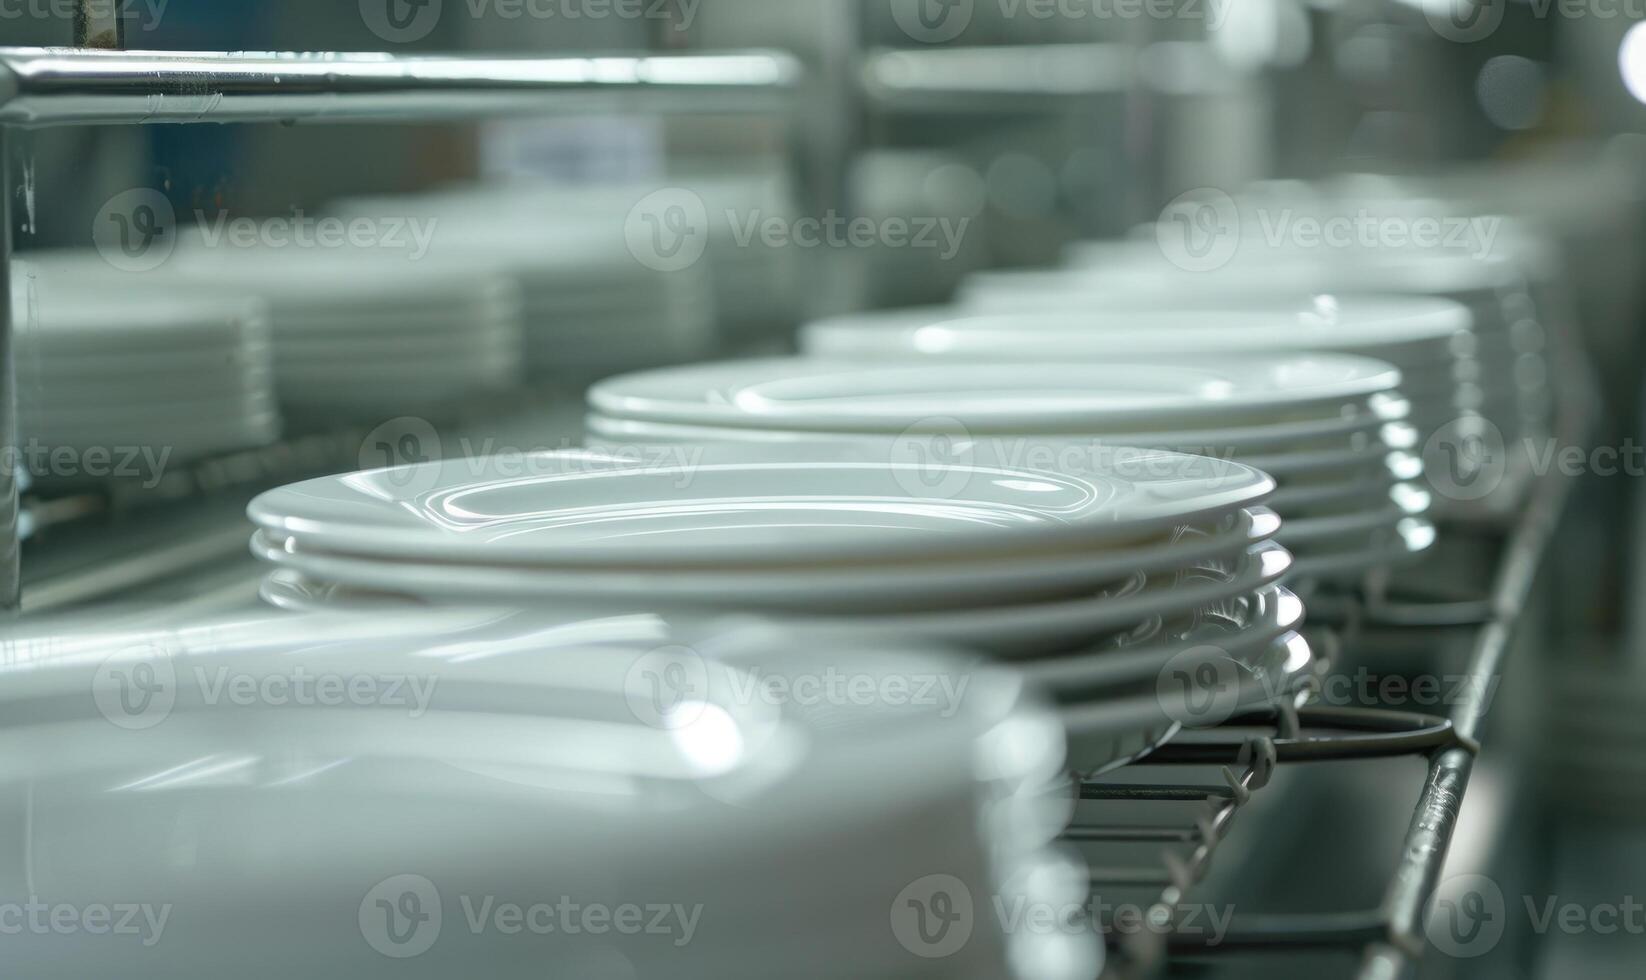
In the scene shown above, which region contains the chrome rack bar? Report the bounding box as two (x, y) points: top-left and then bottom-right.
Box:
(860, 43), (1134, 113)
(0, 45), (802, 612)
(0, 126), (14, 616)
(0, 47), (801, 127)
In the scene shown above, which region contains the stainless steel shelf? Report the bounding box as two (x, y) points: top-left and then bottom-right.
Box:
(861, 43), (1134, 112)
(0, 46), (801, 126)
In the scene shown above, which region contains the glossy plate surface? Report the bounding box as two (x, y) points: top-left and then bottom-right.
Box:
(588, 356), (1404, 432)
(250, 446), (1273, 567)
(804, 296), (1471, 359)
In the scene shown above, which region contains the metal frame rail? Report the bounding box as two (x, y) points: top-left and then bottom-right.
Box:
(1079, 412), (1577, 979)
(0, 42), (802, 614)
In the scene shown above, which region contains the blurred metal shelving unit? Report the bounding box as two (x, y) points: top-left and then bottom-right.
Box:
(0, 36), (803, 614)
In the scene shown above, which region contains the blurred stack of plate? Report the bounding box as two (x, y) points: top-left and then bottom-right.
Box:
(0, 614), (1094, 979)
(1047, 227), (1551, 512)
(805, 295), (1471, 475)
(673, 171), (803, 349)
(162, 246), (524, 422)
(587, 357), (1429, 583)
(248, 444), (1311, 774)
(333, 183), (724, 375)
(12, 256), (280, 479)
(849, 151), (990, 308)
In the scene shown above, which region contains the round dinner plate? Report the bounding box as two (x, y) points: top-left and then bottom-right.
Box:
(249, 447), (1274, 568)
(803, 296), (1471, 360)
(252, 507), (1274, 613)
(585, 407), (1412, 456)
(588, 357), (1405, 433)
(256, 541), (1293, 657)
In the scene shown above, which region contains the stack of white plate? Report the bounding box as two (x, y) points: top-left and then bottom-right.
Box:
(12, 257), (280, 477)
(586, 357), (1430, 583)
(1034, 235), (1550, 511)
(849, 151), (990, 308)
(801, 295), (1471, 470)
(0, 613), (1093, 979)
(247, 444), (1313, 774)
(163, 246), (525, 422)
(332, 186), (720, 377)
(673, 171), (803, 347)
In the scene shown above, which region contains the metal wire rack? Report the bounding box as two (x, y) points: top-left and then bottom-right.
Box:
(1069, 389), (1580, 979)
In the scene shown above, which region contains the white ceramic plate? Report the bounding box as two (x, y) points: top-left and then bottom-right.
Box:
(257, 541), (1293, 657)
(804, 296), (1470, 359)
(584, 411), (1413, 457)
(251, 507), (1274, 613)
(588, 357), (1405, 432)
(249, 446), (1273, 568)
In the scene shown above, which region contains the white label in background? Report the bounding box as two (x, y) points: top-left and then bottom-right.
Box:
(479, 117), (667, 185)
